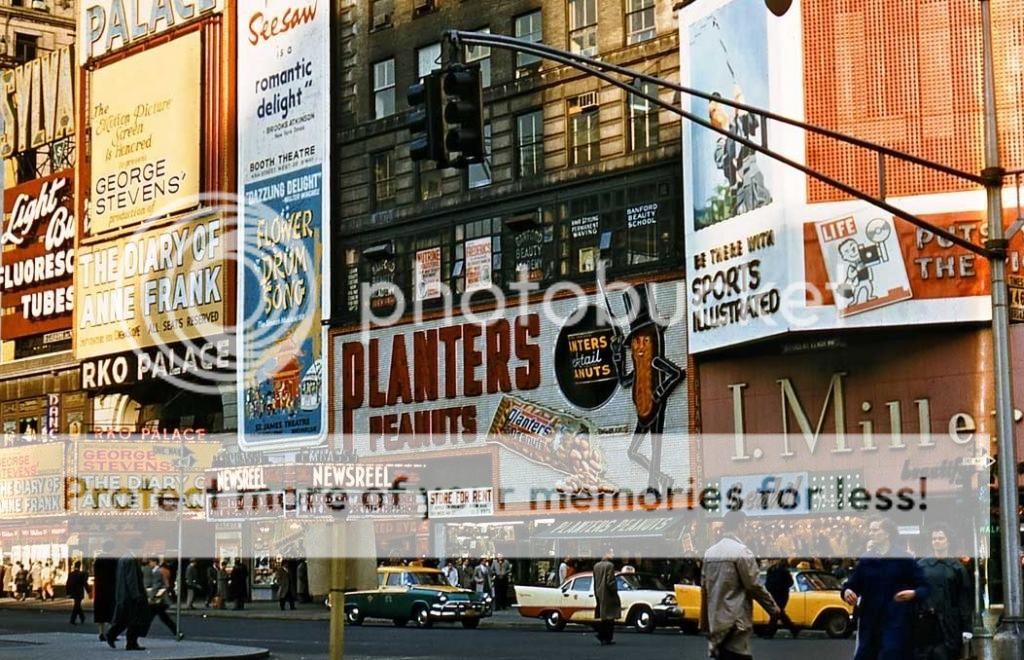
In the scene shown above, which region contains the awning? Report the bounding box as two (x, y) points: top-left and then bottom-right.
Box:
(534, 515), (687, 541)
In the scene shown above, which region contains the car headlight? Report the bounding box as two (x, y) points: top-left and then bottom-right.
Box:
(662, 594), (677, 606)
(439, 595), (447, 603)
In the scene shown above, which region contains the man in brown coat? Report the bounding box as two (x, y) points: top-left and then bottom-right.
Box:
(592, 549), (621, 646)
(701, 511), (779, 660)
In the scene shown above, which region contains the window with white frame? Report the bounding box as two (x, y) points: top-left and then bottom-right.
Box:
(568, 0), (597, 57)
(514, 11), (542, 70)
(629, 81), (659, 150)
(568, 94), (599, 166)
(625, 0), (655, 45)
(467, 123), (493, 189)
(516, 110), (544, 178)
(373, 58), (395, 119)
(465, 29), (491, 87)
(417, 43), (442, 80)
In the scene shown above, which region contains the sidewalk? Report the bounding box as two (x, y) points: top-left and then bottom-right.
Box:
(0, 632), (268, 660)
(0, 597), (538, 627)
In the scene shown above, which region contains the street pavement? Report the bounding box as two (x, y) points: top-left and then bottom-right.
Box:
(0, 601), (857, 659)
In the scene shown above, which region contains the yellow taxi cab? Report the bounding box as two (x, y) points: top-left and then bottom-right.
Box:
(674, 569), (854, 638)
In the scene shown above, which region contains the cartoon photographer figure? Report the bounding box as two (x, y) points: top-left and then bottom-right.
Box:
(608, 283), (684, 494)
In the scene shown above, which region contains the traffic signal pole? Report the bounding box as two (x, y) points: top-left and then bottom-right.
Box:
(981, 0), (1024, 656)
(443, 21), (1024, 656)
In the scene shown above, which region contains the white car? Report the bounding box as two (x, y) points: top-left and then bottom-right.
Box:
(514, 571), (682, 633)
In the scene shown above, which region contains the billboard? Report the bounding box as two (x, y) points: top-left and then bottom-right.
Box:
(73, 214), (227, 360)
(0, 45), (75, 158)
(679, 0), (1009, 354)
(79, 0), (223, 63)
(1, 170), (75, 341)
(88, 33), (201, 234)
(67, 440), (219, 513)
(0, 443), (65, 517)
(333, 280), (689, 503)
(237, 0), (329, 449)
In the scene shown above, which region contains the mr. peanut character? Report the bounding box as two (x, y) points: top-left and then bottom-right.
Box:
(607, 283), (684, 493)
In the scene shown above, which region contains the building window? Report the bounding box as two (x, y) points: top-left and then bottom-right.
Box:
(514, 11), (542, 70)
(371, 150), (396, 207)
(465, 29), (491, 87)
(625, 0), (655, 45)
(516, 110), (544, 178)
(11, 0), (23, 7)
(371, 0), (393, 29)
(568, 94), (599, 166)
(467, 123), (492, 189)
(14, 33), (37, 64)
(417, 162), (443, 201)
(568, 0), (597, 57)
(455, 218), (502, 293)
(372, 59), (395, 119)
(628, 81), (659, 150)
(417, 43), (441, 80)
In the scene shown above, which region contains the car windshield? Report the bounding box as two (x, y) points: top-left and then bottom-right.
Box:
(403, 572), (448, 587)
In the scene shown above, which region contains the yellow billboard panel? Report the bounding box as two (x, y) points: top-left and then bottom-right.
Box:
(69, 440), (219, 514)
(89, 33), (201, 234)
(74, 214), (227, 360)
(0, 443), (65, 518)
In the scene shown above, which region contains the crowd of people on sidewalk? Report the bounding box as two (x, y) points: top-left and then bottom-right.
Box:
(0, 559), (61, 601)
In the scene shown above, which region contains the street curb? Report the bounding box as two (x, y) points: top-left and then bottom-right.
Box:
(0, 632), (270, 660)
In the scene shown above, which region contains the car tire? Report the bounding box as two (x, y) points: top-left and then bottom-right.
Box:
(392, 618), (408, 627)
(461, 618), (480, 629)
(630, 606), (656, 633)
(346, 607), (364, 626)
(413, 604), (433, 628)
(544, 610), (566, 632)
(680, 621), (700, 635)
(823, 611), (852, 639)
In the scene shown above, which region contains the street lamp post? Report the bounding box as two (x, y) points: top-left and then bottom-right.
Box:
(981, 1), (1024, 657)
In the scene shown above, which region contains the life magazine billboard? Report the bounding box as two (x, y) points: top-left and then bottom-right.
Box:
(680, 0), (1006, 354)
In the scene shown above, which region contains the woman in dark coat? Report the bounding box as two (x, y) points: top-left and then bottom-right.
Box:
(229, 559), (249, 610)
(92, 542), (118, 641)
(842, 518), (929, 660)
(105, 555), (151, 651)
(916, 525), (972, 660)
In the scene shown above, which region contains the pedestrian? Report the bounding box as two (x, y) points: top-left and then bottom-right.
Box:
(842, 517), (929, 660)
(275, 557), (295, 610)
(184, 558), (200, 609)
(41, 560), (54, 601)
(491, 553), (512, 610)
(106, 554), (151, 651)
(2, 560), (13, 597)
(146, 558), (181, 639)
(30, 561), (42, 600)
(93, 540), (117, 642)
(593, 548), (621, 646)
(229, 559), (249, 610)
(701, 511), (781, 660)
(458, 558), (473, 589)
(0, 561), (7, 599)
(765, 559), (798, 638)
(443, 560), (459, 587)
(66, 561), (87, 625)
(13, 562), (28, 601)
(915, 525), (972, 660)
(297, 559), (310, 603)
(558, 557), (571, 585)
(216, 559), (229, 608)
(473, 558), (491, 595)
(205, 561), (218, 607)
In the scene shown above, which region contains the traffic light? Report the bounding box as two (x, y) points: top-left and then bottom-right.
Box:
(441, 63), (484, 166)
(406, 71), (445, 164)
